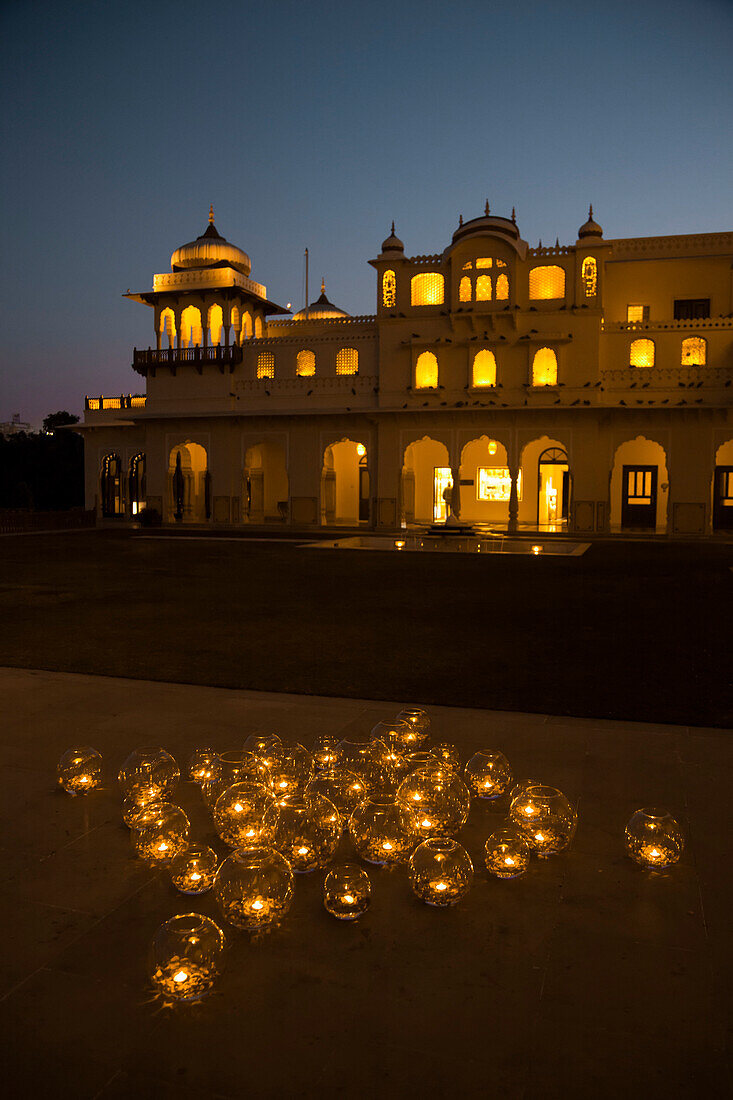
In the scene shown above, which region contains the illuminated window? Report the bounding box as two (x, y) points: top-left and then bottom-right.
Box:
(529, 266), (566, 300)
(495, 273), (509, 301)
(208, 303), (223, 346)
(254, 316), (263, 338)
(630, 338), (655, 368)
(242, 311), (253, 339)
(476, 467), (522, 502)
(159, 308), (176, 346)
(476, 274), (492, 301)
(476, 257), (493, 269)
(581, 257), (597, 297)
(532, 347), (558, 386)
(496, 259), (507, 268)
(257, 352), (275, 379)
(382, 269), (396, 308)
(415, 351), (438, 389)
(459, 276), (472, 302)
(180, 305), (203, 347)
(472, 349), (497, 387)
(336, 347), (359, 375)
(462, 261), (473, 270)
(411, 272), (444, 306)
(681, 336), (706, 366)
(627, 305), (649, 323)
(296, 349), (316, 377)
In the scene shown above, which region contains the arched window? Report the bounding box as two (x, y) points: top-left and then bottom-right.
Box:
(180, 305), (203, 347)
(529, 265), (566, 300)
(257, 351), (275, 379)
(581, 256), (597, 297)
(254, 316), (263, 339)
(296, 349), (316, 377)
(630, 338), (655, 368)
(230, 305), (240, 341)
(411, 272), (444, 306)
(159, 308), (176, 347)
(208, 303), (223, 346)
(242, 311), (253, 340)
(681, 336), (706, 366)
(100, 454), (123, 517)
(415, 351), (438, 389)
(495, 273), (509, 301)
(129, 453), (146, 515)
(382, 269), (396, 308)
(476, 274), (492, 301)
(459, 276), (472, 302)
(472, 349), (497, 387)
(336, 347), (359, 375)
(532, 347), (558, 386)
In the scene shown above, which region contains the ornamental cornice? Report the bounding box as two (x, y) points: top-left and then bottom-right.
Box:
(602, 317), (733, 333)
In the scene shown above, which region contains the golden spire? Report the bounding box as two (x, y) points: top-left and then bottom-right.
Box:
(321, 278), (325, 294)
(208, 204), (215, 224)
(485, 199), (490, 216)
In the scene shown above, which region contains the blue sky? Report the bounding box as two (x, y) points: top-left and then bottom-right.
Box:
(1, 0), (731, 424)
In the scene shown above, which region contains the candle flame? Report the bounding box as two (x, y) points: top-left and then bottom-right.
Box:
(234, 803), (243, 812)
(523, 804), (535, 815)
(382, 841), (393, 850)
(252, 899), (264, 910)
(190, 871), (201, 881)
(173, 970), (188, 983)
(79, 775), (90, 784)
(297, 846), (309, 855)
(504, 856), (515, 866)
(421, 818), (432, 828)
(157, 842), (169, 852)
(343, 894), (355, 904)
(435, 882), (448, 891)
(534, 832), (545, 843)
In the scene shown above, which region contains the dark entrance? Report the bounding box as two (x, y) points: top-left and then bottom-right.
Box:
(359, 457), (370, 523)
(128, 453), (146, 516)
(100, 454), (123, 517)
(713, 466), (733, 531)
(622, 465), (657, 529)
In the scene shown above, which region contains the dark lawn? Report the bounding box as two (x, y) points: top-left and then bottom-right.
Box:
(0, 530), (731, 727)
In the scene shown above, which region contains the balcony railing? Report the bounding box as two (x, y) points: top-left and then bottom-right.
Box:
(85, 394), (146, 411)
(133, 345), (243, 370)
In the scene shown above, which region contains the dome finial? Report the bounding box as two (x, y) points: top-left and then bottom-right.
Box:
(588, 203), (593, 219)
(208, 204), (215, 225)
(321, 277), (325, 294)
(459, 214), (463, 226)
(511, 207), (516, 224)
(391, 220), (395, 235)
(485, 199), (490, 216)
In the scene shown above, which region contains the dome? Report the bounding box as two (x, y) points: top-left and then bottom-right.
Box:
(171, 207), (251, 276)
(451, 202), (521, 246)
(292, 280), (350, 320)
(578, 205), (603, 241)
(381, 221), (404, 254)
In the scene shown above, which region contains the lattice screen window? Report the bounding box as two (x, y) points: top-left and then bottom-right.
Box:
(627, 305), (649, 323)
(581, 256), (597, 297)
(296, 350), (316, 377)
(459, 276), (472, 302)
(529, 265), (566, 300)
(257, 352), (275, 379)
(681, 337), (706, 366)
(476, 275), (492, 301)
(629, 339), (655, 368)
(411, 272), (445, 306)
(472, 349), (497, 387)
(382, 269), (396, 308)
(415, 351), (439, 388)
(476, 257), (493, 269)
(336, 347), (359, 375)
(532, 347), (558, 386)
(495, 274), (509, 300)
(462, 261), (473, 270)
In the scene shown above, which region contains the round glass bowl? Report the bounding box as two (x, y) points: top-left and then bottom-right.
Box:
(624, 808), (684, 869)
(464, 751), (513, 800)
(213, 782), (275, 848)
(263, 794), (341, 872)
(311, 735), (341, 771)
(337, 740), (388, 793)
(396, 767), (470, 839)
(169, 845), (219, 894)
(132, 803), (190, 866)
(265, 744), (314, 798)
(395, 708), (431, 747)
(429, 743), (462, 771)
(118, 747), (180, 807)
(323, 864), (372, 921)
(484, 828), (531, 879)
(508, 785), (577, 856)
(57, 746), (102, 795)
(186, 748), (218, 786)
(215, 846), (294, 932)
(305, 768), (368, 827)
(203, 751), (271, 809)
(243, 734), (282, 768)
(409, 838), (474, 907)
(349, 795), (416, 865)
(150, 913), (225, 1002)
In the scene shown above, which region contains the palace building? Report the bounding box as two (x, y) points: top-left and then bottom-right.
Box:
(78, 204), (733, 535)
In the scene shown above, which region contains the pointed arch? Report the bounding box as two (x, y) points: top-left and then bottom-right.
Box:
(532, 347), (558, 386)
(459, 276), (472, 302)
(180, 305), (203, 347)
(382, 269), (396, 308)
(207, 303), (223, 346)
(495, 273), (509, 300)
(630, 338), (655, 367)
(472, 349), (496, 387)
(476, 274), (492, 301)
(296, 349), (316, 377)
(415, 350), (438, 389)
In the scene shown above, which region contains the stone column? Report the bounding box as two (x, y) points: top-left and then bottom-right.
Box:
(450, 466), (462, 521)
(508, 464), (519, 533)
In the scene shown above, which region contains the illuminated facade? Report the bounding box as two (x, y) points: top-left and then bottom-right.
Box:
(80, 204), (733, 534)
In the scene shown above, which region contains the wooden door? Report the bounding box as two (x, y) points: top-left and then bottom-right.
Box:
(621, 465), (657, 529)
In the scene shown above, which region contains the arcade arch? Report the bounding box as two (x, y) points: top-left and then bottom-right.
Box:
(168, 442), (209, 523)
(712, 439), (733, 532)
(610, 436), (668, 532)
(401, 437), (451, 524)
(458, 437), (510, 525)
(180, 306), (203, 348)
(321, 439), (369, 525)
(243, 442), (289, 523)
(100, 453), (123, 517)
(519, 436), (571, 529)
(128, 453), (146, 516)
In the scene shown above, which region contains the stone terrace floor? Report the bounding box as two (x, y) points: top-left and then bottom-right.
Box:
(1, 667), (730, 1098)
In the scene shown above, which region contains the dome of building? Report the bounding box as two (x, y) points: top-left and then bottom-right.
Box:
(292, 280), (350, 320)
(381, 222), (404, 254)
(578, 205), (603, 240)
(451, 202), (521, 247)
(171, 207), (252, 276)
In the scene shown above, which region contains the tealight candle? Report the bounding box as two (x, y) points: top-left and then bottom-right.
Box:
(305, 768), (368, 828)
(394, 709), (431, 748)
(508, 785), (577, 856)
(349, 796), (416, 865)
(57, 746), (103, 795)
(118, 747), (180, 808)
(132, 803), (190, 866)
(429, 743), (462, 771)
(323, 864), (372, 920)
(263, 793), (340, 872)
(396, 767), (470, 838)
(311, 735), (341, 771)
(484, 828), (531, 879)
(214, 846), (294, 932)
(624, 808), (684, 869)
(409, 838), (473, 907)
(169, 845), (219, 894)
(150, 913), (225, 1002)
(186, 748), (218, 786)
(464, 751), (513, 800)
(213, 781), (275, 848)
(264, 744), (314, 798)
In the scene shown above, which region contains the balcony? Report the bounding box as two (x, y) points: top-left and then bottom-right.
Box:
(85, 394), (146, 411)
(133, 345), (243, 375)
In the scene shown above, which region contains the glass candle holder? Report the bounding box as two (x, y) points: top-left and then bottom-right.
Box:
(150, 913), (225, 1003)
(396, 767), (471, 839)
(429, 743), (462, 771)
(118, 747), (180, 808)
(263, 793), (341, 872)
(213, 782), (275, 848)
(57, 746), (102, 795)
(169, 845), (219, 894)
(214, 846), (294, 932)
(311, 735), (342, 771)
(508, 785), (577, 856)
(132, 803), (190, 866)
(265, 743), (314, 798)
(349, 795), (416, 865)
(323, 864), (372, 920)
(484, 828), (531, 879)
(464, 751), (513, 800)
(509, 778), (543, 802)
(243, 733), (283, 769)
(305, 768), (368, 828)
(409, 838), (474, 907)
(203, 751), (271, 809)
(624, 808), (684, 869)
(186, 748), (218, 786)
(395, 708), (431, 747)
(337, 740), (388, 793)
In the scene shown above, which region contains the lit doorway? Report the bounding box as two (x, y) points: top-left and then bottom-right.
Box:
(434, 467), (453, 521)
(538, 447), (569, 527)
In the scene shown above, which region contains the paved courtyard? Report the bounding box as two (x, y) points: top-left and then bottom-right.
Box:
(1, 667), (730, 1098)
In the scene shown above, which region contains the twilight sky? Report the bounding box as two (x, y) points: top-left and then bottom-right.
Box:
(1, 0), (731, 425)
